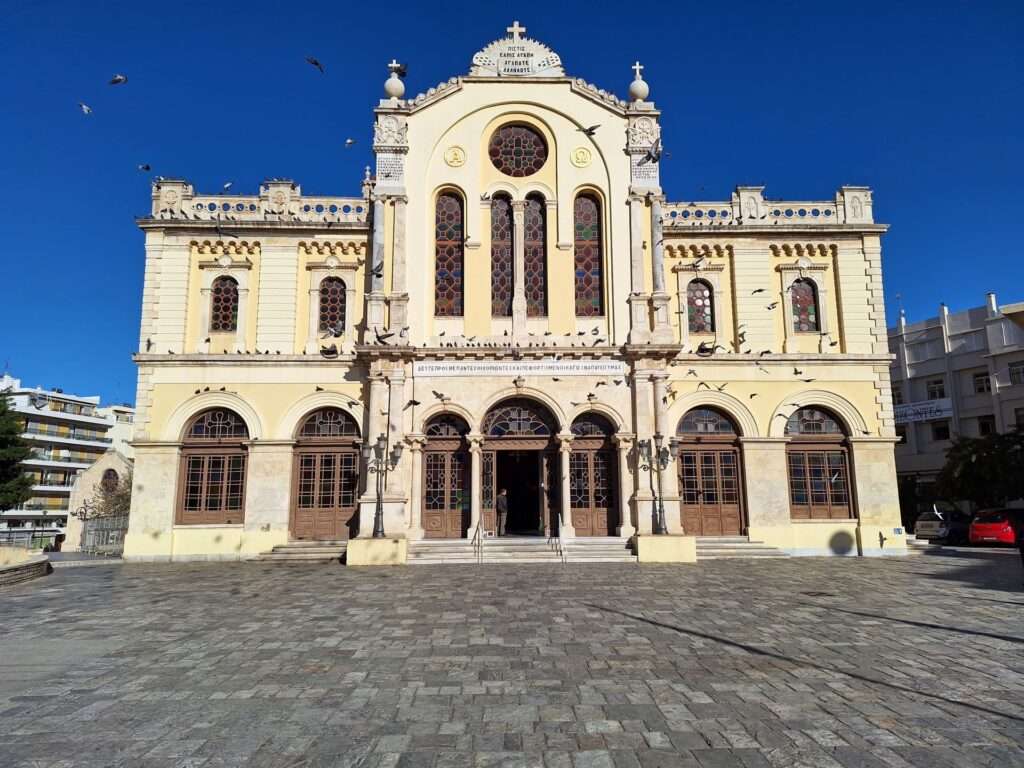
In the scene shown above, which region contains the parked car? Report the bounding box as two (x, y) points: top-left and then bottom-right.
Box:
(969, 509), (1022, 545)
(914, 504), (973, 544)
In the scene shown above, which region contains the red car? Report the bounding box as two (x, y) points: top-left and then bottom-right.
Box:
(969, 509), (1021, 545)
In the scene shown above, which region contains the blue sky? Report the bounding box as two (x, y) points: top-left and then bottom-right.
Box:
(1, 0), (1021, 404)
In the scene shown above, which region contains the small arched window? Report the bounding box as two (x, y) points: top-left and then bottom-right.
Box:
(209, 276), (239, 332)
(298, 408), (360, 439)
(490, 194), (513, 317)
(678, 408), (738, 437)
(179, 408), (249, 525)
(425, 414), (471, 439)
(687, 280), (715, 334)
(785, 407), (845, 436)
(573, 194), (604, 317)
(790, 279), (820, 333)
(525, 194), (547, 317)
(100, 469), (119, 491)
(435, 192), (465, 317)
(318, 277), (347, 335)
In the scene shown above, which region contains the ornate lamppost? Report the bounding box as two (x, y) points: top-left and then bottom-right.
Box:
(361, 433), (404, 538)
(637, 432), (678, 535)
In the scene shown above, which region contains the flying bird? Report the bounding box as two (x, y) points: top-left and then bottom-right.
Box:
(403, 399), (421, 411)
(577, 124), (600, 136)
(222, 181), (233, 192)
(638, 137), (662, 166)
(78, 102), (92, 115)
(315, 386), (325, 392)
(145, 337), (153, 351)
(749, 393), (758, 399)
(108, 74), (128, 85)
(370, 261), (384, 278)
(432, 390), (449, 401)
(751, 288), (766, 295)
(766, 302), (779, 310)
(344, 138), (356, 148)
(305, 56), (325, 74)
(137, 164), (151, 172)
(686, 369), (698, 377)
(374, 329), (395, 344)
(793, 367), (803, 376)
(320, 344), (338, 357)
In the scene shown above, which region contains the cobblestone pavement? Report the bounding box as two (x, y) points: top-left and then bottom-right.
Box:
(1, 548), (1023, 768)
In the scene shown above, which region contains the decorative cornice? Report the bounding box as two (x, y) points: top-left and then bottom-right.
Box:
(190, 240), (259, 255)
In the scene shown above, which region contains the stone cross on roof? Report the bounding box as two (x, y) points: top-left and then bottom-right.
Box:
(506, 20), (526, 40)
(632, 61), (644, 78)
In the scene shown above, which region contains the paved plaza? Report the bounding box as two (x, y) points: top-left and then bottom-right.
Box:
(1, 549), (1023, 768)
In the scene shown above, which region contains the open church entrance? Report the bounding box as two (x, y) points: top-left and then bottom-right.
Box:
(481, 399), (560, 536)
(496, 451), (544, 535)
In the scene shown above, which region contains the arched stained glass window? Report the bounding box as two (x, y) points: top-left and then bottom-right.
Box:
(435, 193), (464, 317)
(573, 194), (604, 317)
(525, 194), (547, 317)
(318, 277), (346, 335)
(488, 124), (547, 177)
(571, 413), (615, 438)
(482, 400), (555, 437)
(687, 280), (715, 334)
(425, 414), (470, 438)
(785, 407), (846, 436)
(791, 279), (820, 333)
(490, 195), (513, 317)
(210, 276), (239, 332)
(298, 408), (360, 439)
(678, 408), (738, 437)
(186, 408), (249, 440)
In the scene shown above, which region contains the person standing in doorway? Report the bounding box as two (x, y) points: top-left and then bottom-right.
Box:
(496, 488), (508, 536)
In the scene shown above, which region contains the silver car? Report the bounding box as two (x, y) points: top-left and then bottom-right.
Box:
(914, 503), (972, 544)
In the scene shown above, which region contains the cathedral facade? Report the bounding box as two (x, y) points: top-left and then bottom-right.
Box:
(124, 24), (905, 563)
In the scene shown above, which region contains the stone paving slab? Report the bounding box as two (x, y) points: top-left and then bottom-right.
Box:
(0, 548), (1023, 767)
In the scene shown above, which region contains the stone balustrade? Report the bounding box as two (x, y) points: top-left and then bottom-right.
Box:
(663, 186), (874, 227)
(148, 179), (369, 225)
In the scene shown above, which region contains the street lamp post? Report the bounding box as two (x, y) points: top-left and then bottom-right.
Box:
(361, 433), (404, 538)
(637, 432), (678, 535)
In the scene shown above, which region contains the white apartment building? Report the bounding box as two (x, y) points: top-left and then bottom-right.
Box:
(1, 374), (135, 531)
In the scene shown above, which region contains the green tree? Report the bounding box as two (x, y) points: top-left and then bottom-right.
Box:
(0, 389), (32, 511)
(935, 430), (1024, 507)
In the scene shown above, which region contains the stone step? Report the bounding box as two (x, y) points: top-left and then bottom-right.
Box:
(256, 552), (344, 562)
(271, 545), (347, 555)
(694, 536), (788, 560)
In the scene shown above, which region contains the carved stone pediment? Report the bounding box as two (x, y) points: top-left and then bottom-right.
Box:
(470, 22), (564, 77)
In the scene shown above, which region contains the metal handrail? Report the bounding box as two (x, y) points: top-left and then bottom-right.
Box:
(471, 522), (484, 564)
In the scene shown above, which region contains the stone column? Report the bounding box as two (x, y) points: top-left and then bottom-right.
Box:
(468, 434), (483, 537)
(366, 195), (387, 333)
(649, 373), (681, 532)
(390, 196), (410, 335)
(234, 288), (249, 353)
(613, 433), (636, 538)
(122, 444), (179, 561)
(632, 371), (656, 534)
(511, 200), (527, 337)
(244, 441), (294, 544)
(740, 438), (791, 547)
(627, 194), (650, 343)
(558, 434), (575, 538)
(385, 371), (405, 494)
(357, 374), (389, 538)
(406, 434), (426, 540)
(650, 196), (674, 343)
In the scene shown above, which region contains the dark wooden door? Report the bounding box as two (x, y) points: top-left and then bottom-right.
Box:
(569, 449), (616, 536)
(292, 449), (359, 540)
(423, 450), (469, 538)
(678, 447), (743, 536)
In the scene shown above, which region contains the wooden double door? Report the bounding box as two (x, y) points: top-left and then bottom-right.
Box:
(678, 444), (744, 536)
(423, 449), (469, 538)
(291, 447), (360, 540)
(570, 448), (617, 536)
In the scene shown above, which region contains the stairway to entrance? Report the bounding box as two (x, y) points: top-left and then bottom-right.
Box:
(256, 541), (347, 563)
(695, 536), (789, 560)
(408, 536), (562, 564)
(407, 539), (478, 565)
(562, 537), (637, 563)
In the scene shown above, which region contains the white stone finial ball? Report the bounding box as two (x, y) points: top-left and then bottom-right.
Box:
(385, 73), (405, 98)
(629, 76), (649, 102)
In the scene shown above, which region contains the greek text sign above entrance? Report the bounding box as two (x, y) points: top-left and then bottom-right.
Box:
(413, 360), (627, 378)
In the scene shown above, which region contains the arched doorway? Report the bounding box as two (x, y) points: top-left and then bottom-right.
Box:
(422, 414), (471, 538)
(784, 407), (854, 520)
(569, 414), (618, 536)
(676, 407), (745, 536)
(290, 408), (361, 541)
(480, 398), (559, 536)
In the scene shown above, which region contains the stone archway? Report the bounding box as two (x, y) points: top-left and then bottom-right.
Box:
(479, 398), (560, 536)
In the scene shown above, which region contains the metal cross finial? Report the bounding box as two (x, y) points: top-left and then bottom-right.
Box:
(507, 20), (526, 40)
(388, 59), (401, 73)
(632, 61), (644, 79)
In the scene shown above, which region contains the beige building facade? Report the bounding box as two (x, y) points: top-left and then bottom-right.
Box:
(124, 24), (905, 563)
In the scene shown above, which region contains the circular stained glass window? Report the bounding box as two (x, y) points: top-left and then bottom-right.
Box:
(488, 124), (548, 177)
